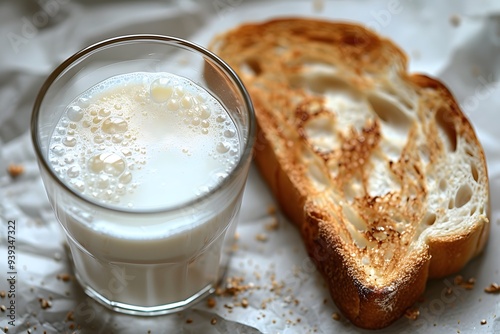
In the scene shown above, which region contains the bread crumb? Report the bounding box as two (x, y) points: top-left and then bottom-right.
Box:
(450, 14), (461, 27)
(267, 205), (277, 215)
(66, 311), (74, 321)
(255, 233), (268, 242)
(207, 297), (216, 308)
(332, 312), (341, 321)
(484, 283), (500, 293)
(404, 307), (420, 320)
(38, 298), (52, 309)
(3, 326), (8, 333)
(481, 319), (487, 325)
(312, 0), (324, 12)
(0, 305), (5, 312)
(7, 164), (24, 178)
(210, 318), (217, 325)
(186, 318), (193, 324)
(57, 273), (72, 282)
(241, 298), (249, 308)
(265, 218), (279, 231)
(454, 275), (475, 289)
(0, 291), (5, 299)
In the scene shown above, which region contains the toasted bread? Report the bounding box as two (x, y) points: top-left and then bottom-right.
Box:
(209, 18), (490, 329)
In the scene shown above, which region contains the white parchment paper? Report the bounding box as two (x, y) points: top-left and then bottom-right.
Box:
(0, 1), (499, 333)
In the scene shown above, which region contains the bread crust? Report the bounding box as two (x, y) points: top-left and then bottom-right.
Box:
(209, 18), (490, 329)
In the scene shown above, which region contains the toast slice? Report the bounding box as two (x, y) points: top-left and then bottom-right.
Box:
(209, 18), (490, 329)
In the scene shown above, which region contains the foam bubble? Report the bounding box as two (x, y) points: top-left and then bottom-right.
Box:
(51, 145), (65, 156)
(224, 129), (236, 138)
(49, 71), (242, 209)
(150, 78), (173, 103)
(63, 136), (77, 147)
(216, 142), (230, 154)
(102, 117), (128, 134)
(67, 106), (83, 122)
(88, 152), (126, 176)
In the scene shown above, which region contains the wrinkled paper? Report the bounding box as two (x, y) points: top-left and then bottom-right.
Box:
(0, 1), (499, 333)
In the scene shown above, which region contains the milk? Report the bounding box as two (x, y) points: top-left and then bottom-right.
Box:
(46, 72), (246, 312)
(49, 72), (240, 211)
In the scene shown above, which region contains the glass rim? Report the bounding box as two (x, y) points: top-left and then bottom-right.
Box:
(31, 34), (255, 215)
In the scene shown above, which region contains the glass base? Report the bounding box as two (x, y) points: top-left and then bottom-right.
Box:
(76, 271), (216, 316)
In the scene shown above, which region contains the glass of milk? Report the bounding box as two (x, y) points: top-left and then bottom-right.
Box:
(31, 35), (255, 315)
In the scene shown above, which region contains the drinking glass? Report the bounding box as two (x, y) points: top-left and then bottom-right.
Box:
(31, 35), (255, 315)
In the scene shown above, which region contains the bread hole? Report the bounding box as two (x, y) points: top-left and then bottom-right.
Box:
(304, 113), (338, 152)
(439, 179), (447, 191)
(435, 107), (457, 152)
(455, 184), (472, 208)
(383, 84), (414, 111)
(291, 71), (350, 94)
(479, 206), (484, 215)
(342, 205), (367, 232)
(471, 163), (479, 182)
(448, 199), (455, 209)
(470, 206), (477, 215)
(465, 148), (474, 157)
(367, 94), (412, 136)
(240, 59), (262, 77)
(422, 212), (437, 226)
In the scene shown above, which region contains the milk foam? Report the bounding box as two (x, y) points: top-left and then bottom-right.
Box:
(48, 72), (241, 210)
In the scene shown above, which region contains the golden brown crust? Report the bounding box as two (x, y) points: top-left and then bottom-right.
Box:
(209, 18), (490, 329)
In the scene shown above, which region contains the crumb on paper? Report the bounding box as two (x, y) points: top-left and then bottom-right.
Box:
(312, 0), (324, 12)
(0, 291), (5, 298)
(0, 305), (6, 312)
(216, 276), (253, 297)
(454, 275), (475, 290)
(267, 205), (276, 215)
(265, 218), (279, 231)
(185, 318), (193, 324)
(484, 283), (500, 293)
(39, 298), (52, 309)
(210, 318), (217, 325)
(57, 273), (72, 282)
(480, 319), (487, 325)
(404, 307), (420, 320)
(7, 164), (24, 178)
(450, 14), (461, 27)
(241, 298), (249, 308)
(2, 327), (7, 333)
(207, 297), (216, 308)
(255, 233), (268, 242)
(66, 311), (74, 322)
(332, 312), (341, 321)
